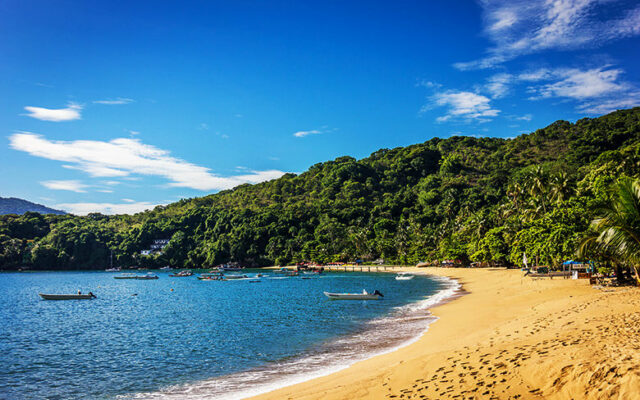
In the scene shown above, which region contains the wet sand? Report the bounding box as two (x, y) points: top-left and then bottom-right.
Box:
(249, 267), (640, 400)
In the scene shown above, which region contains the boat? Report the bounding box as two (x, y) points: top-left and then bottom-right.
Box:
(323, 290), (383, 300)
(169, 270), (193, 277)
(105, 268), (121, 272)
(219, 266), (243, 272)
(222, 274), (249, 280)
(114, 273), (139, 279)
(395, 272), (415, 280)
(198, 273), (224, 280)
(135, 273), (159, 280)
(160, 266), (172, 271)
(39, 293), (96, 300)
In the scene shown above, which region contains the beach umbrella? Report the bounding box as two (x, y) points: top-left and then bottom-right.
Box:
(522, 252), (528, 268)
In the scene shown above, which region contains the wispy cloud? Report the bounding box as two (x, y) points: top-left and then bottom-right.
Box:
(515, 114), (532, 121)
(455, 0), (640, 70)
(484, 73), (513, 99)
(293, 129), (323, 138)
(23, 103), (82, 122)
(428, 90), (501, 122)
(40, 180), (88, 193)
(93, 98), (134, 105)
(527, 66), (628, 100)
(10, 133), (286, 191)
(56, 201), (160, 215)
(293, 127), (336, 138)
(523, 65), (640, 113)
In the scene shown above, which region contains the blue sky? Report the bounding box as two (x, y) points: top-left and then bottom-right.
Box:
(2, 0), (640, 214)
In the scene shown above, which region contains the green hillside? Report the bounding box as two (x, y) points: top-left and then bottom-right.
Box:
(2, 107), (640, 270)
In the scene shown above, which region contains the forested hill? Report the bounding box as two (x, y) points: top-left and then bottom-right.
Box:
(1, 107), (640, 270)
(0, 197), (65, 216)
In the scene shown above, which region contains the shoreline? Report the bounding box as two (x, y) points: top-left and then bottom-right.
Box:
(120, 268), (456, 400)
(248, 267), (640, 400)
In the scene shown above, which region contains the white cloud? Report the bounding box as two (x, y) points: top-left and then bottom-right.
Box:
(518, 69), (554, 82)
(293, 129), (322, 138)
(10, 133), (286, 191)
(56, 201), (160, 215)
(455, 0), (640, 69)
(578, 93), (640, 114)
(529, 67), (627, 100)
(23, 103), (82, 122)
(485, 73), (513, 98)
(430, 90), (500, 122)
(122, 198), (135, 203)
(93, 98), (134, 105)
(520, 66), (640, 113)
(40, 180), (88, 193)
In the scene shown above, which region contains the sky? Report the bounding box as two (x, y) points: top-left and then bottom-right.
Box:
(1, 0), (640, 215)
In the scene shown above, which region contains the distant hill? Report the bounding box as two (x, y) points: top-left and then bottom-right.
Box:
(0, 197), (65, 215)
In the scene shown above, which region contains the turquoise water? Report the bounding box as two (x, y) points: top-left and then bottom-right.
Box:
(0, 270), (454, 400)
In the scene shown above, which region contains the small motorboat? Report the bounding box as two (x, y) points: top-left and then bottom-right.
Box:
(323, 290), (383, 300)
(105, 268), (121, 272)
(160, 266), (172, 271)
(222, 274), (249, 280)
(39, 292), (96, 300)
(135, 273), (159, 280)
(198, 273), (224, 281)
(395, 273), (415, 280)
(169, 270), (193, 277)
(218, 264), (243, 272)
(114, 273), (139, 279)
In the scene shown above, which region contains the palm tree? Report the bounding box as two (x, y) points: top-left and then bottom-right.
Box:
(580, 177), (640, 283)
(550, 171), (573, 204)
(527, 166), (548, 214)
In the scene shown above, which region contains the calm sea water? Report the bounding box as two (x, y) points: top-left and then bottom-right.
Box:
(0, 270), (455, 400)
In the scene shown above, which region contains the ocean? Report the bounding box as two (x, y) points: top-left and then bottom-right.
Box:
(0, 269), (458, 400)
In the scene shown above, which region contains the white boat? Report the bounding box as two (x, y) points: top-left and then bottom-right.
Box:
(39, 293), (96, 300)
(169, 270), (193, 277)
(160, 266), (172, 271)
(222, 274), (249, 280)
(105, 268), (121, 272)
(114, 272), (158, 280)
(395, 273), (415, 280)
(136, 273), (159, 280)
(323, 290), (383, 300)
(114, 273), (139, 279)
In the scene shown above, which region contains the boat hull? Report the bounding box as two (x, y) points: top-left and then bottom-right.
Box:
(39, 293), (95, 300)
(323, 291), (381, 300)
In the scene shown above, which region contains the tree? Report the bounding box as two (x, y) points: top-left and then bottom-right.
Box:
(579, 177), (640, 282)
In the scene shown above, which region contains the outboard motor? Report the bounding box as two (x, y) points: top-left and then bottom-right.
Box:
(373, 290), (384, 297)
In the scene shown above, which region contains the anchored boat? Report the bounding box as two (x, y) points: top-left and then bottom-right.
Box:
(323, 290), (383, 300)
(395, 272), (415, 280)
(39, 293), (96, 300)
(169, 270), (193, 277)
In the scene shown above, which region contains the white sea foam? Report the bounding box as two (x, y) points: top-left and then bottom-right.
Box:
(121, 274), (462, 400)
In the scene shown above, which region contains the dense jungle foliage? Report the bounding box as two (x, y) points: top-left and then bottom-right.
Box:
(2, 107), (640, 270)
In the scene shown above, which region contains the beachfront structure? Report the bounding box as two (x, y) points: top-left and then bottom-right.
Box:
(140, 239), (170, 255)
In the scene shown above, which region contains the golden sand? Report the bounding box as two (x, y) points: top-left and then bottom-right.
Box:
(250, 267), (640, 400)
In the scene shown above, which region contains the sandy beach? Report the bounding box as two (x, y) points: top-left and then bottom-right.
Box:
(250, 267), (640, 400)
